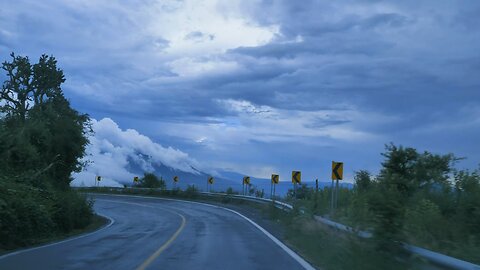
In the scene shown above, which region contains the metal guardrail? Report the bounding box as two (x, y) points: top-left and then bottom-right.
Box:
(311, 215), (479, 270)
(313, 215), (373, 238)
(402, 244), (480, 270)
(76, 187), (294, 210)
(80, 187), (480, 269)
(199, 192), (293, 211)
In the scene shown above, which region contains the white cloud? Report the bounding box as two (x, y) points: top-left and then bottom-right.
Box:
(71, 118), (201, 187)
(195, 136), (208, 144)
(218, 162), (278, 179)
(168, 57), (240, 77)
(156, 99), (384, 152)
(144, 0), (279, 57)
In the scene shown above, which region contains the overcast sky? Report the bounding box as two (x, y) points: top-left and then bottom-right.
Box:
(1, 0), (479, 182)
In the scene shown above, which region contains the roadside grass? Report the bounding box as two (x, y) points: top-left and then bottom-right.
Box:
(263, 205), (431, 270)
(290, 192), (480, 266)
(0, 214), (108, 256)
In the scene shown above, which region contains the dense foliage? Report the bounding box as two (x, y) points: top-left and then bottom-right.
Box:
(0, 53), (93, 250)
(289, 144), (480, 263)
(135, 173), (166, 189)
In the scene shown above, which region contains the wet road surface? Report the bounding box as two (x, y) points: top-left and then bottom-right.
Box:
(0, 194), (313, 270)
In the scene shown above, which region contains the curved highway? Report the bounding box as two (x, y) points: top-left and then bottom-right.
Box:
(0, 194), (314, 270)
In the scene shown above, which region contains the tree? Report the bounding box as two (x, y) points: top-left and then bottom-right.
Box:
(0, 52), (90, 189)
(1, 53), (65, 122)
(138, 173), (166, 189)
(379, 143), (456, 196)
(354, 170), (372, 192)
(30, 96), (90, 188)
(0, 53), (93, 248)
(453, 169), (480, 235)
(287, 183), (313, 200)
(368, 144), (457, 249)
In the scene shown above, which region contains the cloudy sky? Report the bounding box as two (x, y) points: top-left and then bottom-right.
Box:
(1, 0), (479, 182)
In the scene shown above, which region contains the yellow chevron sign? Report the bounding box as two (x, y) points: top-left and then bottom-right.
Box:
(173, 176), (179, 182)
(292, 171), (301, 184)
(332, 161), (343, 180)
(243, 176), (250, 185)
(208, 176), (214, 184)
(271, 174), (279, 184)
(133, 176), (139, 182)
(96, 176), (102, 181)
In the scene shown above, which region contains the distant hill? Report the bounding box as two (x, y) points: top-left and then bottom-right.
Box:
(73, 118), (353, 197)
(125, 155), (354, 197)
(125, 155), (241, 191)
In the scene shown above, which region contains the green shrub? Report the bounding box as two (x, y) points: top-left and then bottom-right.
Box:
(226, 187), (236, 195)
(0, 179), (93, 250)
(184, 185), (198, 198)
(170, 187), (181, 196)
(137, 173), (166, 189)
(0, 181), (54, 248)
(52, 191), (93, 232)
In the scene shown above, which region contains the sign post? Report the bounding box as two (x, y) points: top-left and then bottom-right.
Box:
(243, 179), (245, 195)
(292, 171), (301, 199)
(271, 174), (279, 199)
(173, 176), (179, 189)
(243, 176), (250, 195)
(330, 179), (334, 212)
(207, 176), (214, 192)
(133, 176), (139, 186)
(331, 161), (344, 214)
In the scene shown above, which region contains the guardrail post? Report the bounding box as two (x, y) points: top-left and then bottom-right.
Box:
(336, 179), (340, 209)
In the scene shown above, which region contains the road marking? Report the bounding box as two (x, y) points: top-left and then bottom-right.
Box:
(0, 213), (115, 260)
(96, 199), (187, 270)
(136, 213), (186, 270)
(92, 193), (316, 270)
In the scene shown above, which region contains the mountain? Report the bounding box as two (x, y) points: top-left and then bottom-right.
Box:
(71, 118), (240, 189)
(71, 118), (353, 196)
(121, 154), (355, 197)
(124, 154), (232, 190)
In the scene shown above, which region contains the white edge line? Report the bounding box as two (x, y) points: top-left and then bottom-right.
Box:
(0, 213), (115, 260)
(89, 193), (316, 270)
(221, 206), (316, 270)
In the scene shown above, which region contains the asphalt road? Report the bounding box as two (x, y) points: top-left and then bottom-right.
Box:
(0, 194), (313, 270)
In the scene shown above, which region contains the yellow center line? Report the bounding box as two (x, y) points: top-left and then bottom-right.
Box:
(96, 199), (187, 270)
(135, 213), (186, 270)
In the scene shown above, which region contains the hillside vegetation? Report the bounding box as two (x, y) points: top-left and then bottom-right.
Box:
(289, 144), (480, 264)
(0, 53), (93, 250)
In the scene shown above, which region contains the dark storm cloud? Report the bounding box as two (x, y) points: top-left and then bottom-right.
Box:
(219, 1), (480, 128)
(184, 31), (215, 42)
(1, 0), (479, 179)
